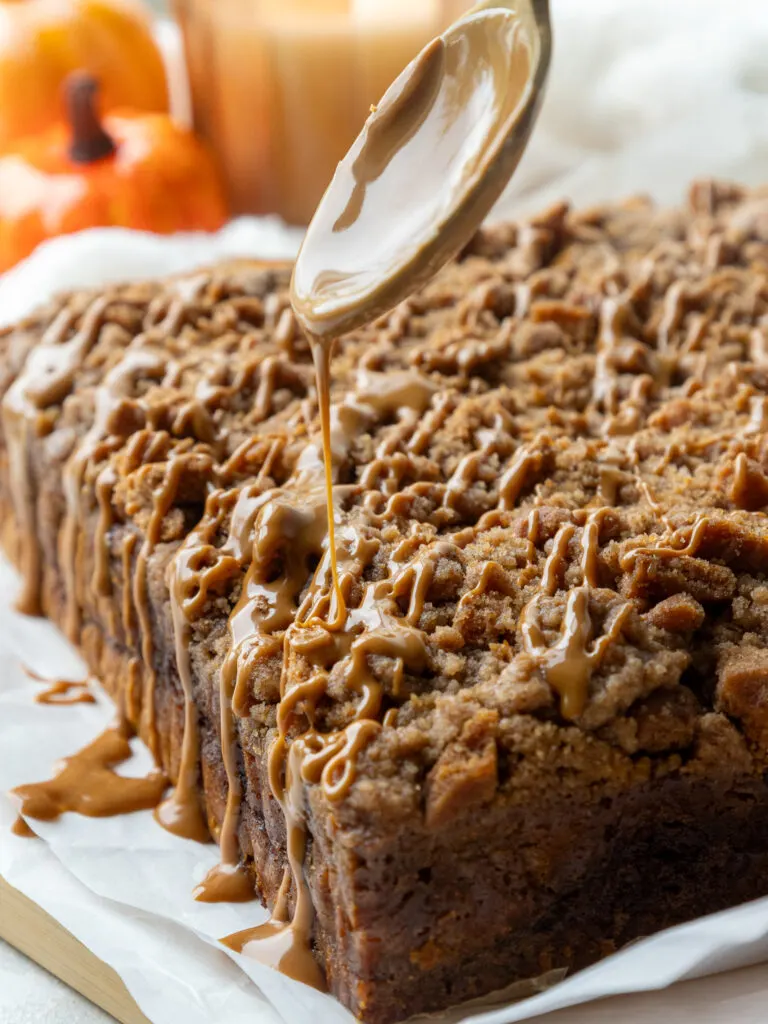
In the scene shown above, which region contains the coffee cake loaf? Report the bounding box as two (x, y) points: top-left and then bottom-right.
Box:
(3, 181), (768, 1022)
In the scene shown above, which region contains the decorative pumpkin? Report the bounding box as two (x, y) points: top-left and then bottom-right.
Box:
(0, 73), (229, 272)
(0, 0), (168, 151)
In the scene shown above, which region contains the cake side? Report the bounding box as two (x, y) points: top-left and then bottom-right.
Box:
(1, 182), (768, 1023)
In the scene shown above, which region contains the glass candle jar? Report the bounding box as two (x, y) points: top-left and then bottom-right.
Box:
(174, 0), (468, 225)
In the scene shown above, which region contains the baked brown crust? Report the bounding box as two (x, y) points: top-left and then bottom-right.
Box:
(3, 181), (768, 1022)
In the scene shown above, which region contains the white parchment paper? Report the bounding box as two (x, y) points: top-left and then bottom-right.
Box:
(2, 0), (768, 1020)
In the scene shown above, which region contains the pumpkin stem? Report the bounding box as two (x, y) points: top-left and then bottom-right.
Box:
(66, 72), (116, 164)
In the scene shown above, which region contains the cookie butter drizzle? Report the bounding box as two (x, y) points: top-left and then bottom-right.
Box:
(4, 280), (232, 825)
(153, 525), (221, 845)
(10, 717), (166, 823)
(520, 511), (632, 718)
(195, 368), (437, 952)
(11, 815), (35, 838)
(211, 0), (550, 986)
(2, 298), (114, 614)
(132, 444), (214, 762)
(35, 679), (96, 706)
(23, 665), (95, 706)
(60, 347), (167, 642)
(2, 295), (185, 826)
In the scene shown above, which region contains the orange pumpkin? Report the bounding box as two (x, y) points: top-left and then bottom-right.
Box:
(0, 73), (229, 271)
(0, 0), (169, 151)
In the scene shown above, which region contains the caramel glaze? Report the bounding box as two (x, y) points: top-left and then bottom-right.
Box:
(7, 285), (232, 832)
(619, 515), (710, 572)
(23, 665), (96, 706)
(35, 679), (96, 706)
(746, 395), (768, 435)
(11, 815), (36, 838)
(593, 282), (661, 439)
(520, 511), (632, 719)
(10, 718), (167, 823)
(2, 298), (115, 615)
(131, 445), (215, 762)
(61, 347), (168, 643)
(153, 536), (214, 845)
(191, 366), (434, 926)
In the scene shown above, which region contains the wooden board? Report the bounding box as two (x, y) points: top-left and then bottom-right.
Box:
(0, 875), (149, 1024)
(2, 871), (767, 1024)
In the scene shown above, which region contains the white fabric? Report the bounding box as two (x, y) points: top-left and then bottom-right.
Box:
(498, 0), (768, 217)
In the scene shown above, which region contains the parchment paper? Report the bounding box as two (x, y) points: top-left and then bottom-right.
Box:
(2, 1), (768, 1021)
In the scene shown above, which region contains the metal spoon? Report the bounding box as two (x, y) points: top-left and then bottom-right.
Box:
(291, 0), (553, 340)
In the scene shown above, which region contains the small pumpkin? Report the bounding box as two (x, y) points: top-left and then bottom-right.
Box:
(0, 73), (229, 271)
(0, 0), (169, 151)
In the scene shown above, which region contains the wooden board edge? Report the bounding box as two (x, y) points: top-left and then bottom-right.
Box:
(0, 875), (150, 1024)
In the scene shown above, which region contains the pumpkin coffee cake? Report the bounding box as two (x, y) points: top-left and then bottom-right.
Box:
(3, 180), (768, 1022)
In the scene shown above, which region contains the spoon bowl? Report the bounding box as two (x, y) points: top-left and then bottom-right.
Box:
(291, 0), (552, 341)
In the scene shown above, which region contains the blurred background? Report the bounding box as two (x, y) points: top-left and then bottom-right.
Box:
(0, 0), (765, 274)
(153, 0), (768, 219)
